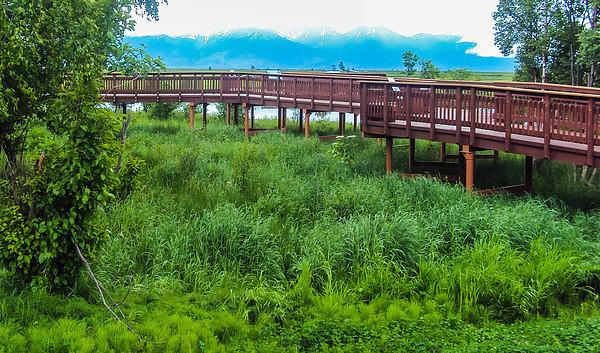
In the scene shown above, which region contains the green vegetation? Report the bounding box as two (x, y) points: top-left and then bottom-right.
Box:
(494, 0), (598, 86)
(0, 0), (165, 292)
(1, 112), (599, 351)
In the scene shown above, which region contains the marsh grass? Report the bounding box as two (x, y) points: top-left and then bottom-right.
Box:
(1, 113), (599, 351)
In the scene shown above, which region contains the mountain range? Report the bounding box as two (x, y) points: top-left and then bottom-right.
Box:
(125, 27), (515, 72)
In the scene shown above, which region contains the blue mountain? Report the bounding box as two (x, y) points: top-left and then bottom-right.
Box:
(126, 27), (515, 71)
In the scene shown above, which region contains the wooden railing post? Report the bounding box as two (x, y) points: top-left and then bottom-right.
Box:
(505, 91), (513, 152)
(361, 83), (367, 132)
(587, 98), (595, 166)
(311, 77), (315, 110)
(429, 87), (436, 139)
(455, 87), (463, 143)
(348, 79), (353, 110)
(112, 73), (117, 103)
(293, 76), (298, 106)
(469, 88), (476, 145)
(543, 94), (551, 159)
(383, 85), (389, 134)
(406, 86), (412, 138)
(155, 75), (160, 102)
(177, 74), (182, 102)
(246, 75), (250, 104)
(201, 74), (205, 102)
(277, 76), (281, 108)
(329, 77), (334, 110)
(261, 75), (265, 105)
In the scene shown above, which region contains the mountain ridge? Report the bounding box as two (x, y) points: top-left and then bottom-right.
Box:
(126, 27), (515, 71)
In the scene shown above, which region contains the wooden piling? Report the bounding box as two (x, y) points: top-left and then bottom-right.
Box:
(339, 113), (346, 136)
(462, 145), (475, 192)
(304, 109), (310, 139)
(244, 104), (250, 140)
(408, 138), (416, 173)
(189, 102), (195, 129)
(386, 137), (393, 176)
(226, 103), (231, 126)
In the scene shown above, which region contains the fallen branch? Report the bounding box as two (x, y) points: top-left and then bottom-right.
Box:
(72, 238), (136, 332)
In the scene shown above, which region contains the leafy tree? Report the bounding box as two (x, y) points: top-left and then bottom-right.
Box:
(579, 0), (599, 86)
(494, 0), (556, 82)
(402, 51), (419, 76)
(0, 0), (164, 292)
(493, 0), (597, 85)
(149, 103), (181, 120)
(421, 60), (442, 79)
(339, 61), (347, 72)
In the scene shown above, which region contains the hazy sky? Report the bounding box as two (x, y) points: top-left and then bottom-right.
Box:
(131, 0), (503, 57)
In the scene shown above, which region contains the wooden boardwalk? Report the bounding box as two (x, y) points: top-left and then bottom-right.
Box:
(101, 71), (600, 191)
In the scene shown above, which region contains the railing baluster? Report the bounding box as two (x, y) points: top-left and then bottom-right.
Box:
(293, 76), (297, 106)
(469, 88), (476, 145)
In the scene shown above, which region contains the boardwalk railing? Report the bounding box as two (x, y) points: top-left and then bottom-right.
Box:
(360, 81), (600, 167)
(101, 72), (388, 113)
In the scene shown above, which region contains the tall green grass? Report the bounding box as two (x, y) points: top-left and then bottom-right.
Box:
(95, 114), (600, 322)
(1, 112), (599, 351)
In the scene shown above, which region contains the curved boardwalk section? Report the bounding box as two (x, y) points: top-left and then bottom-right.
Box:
(101, 72), (600, 190)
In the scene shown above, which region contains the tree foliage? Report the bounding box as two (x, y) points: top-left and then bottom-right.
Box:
(494, 0), (599, 85)
(0, 0), (163, 291)
(420, 60), (442, 79)
(402, 51), (419, 76)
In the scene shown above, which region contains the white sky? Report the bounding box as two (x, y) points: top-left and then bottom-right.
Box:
(130, 0), (503, 57)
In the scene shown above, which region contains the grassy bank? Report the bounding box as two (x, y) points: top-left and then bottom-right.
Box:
(1, 113), (599, 352)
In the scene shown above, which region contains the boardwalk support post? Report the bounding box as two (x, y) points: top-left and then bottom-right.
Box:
(251, 106), (255, 129)
(386, 137), (393, 176)
(234, 104), (239, 126)
(226, 103), (231, 126)
(440, 142), (446, 162)
(408, 138), (416, 173)
(244, 104), (250, 140)
(282, 108), (287, 131)
(462, 145), (475, 192)
(353, 114), (358, 130)
(189, 102), (195, 129)
(277, 107), (282, 130)
(339, 113), (346, 136)
(304, 109), (310, 139)
(202, 102), (208, 129)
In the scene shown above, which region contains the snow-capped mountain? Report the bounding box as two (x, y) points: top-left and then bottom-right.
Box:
(125, 27), (514, 71)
